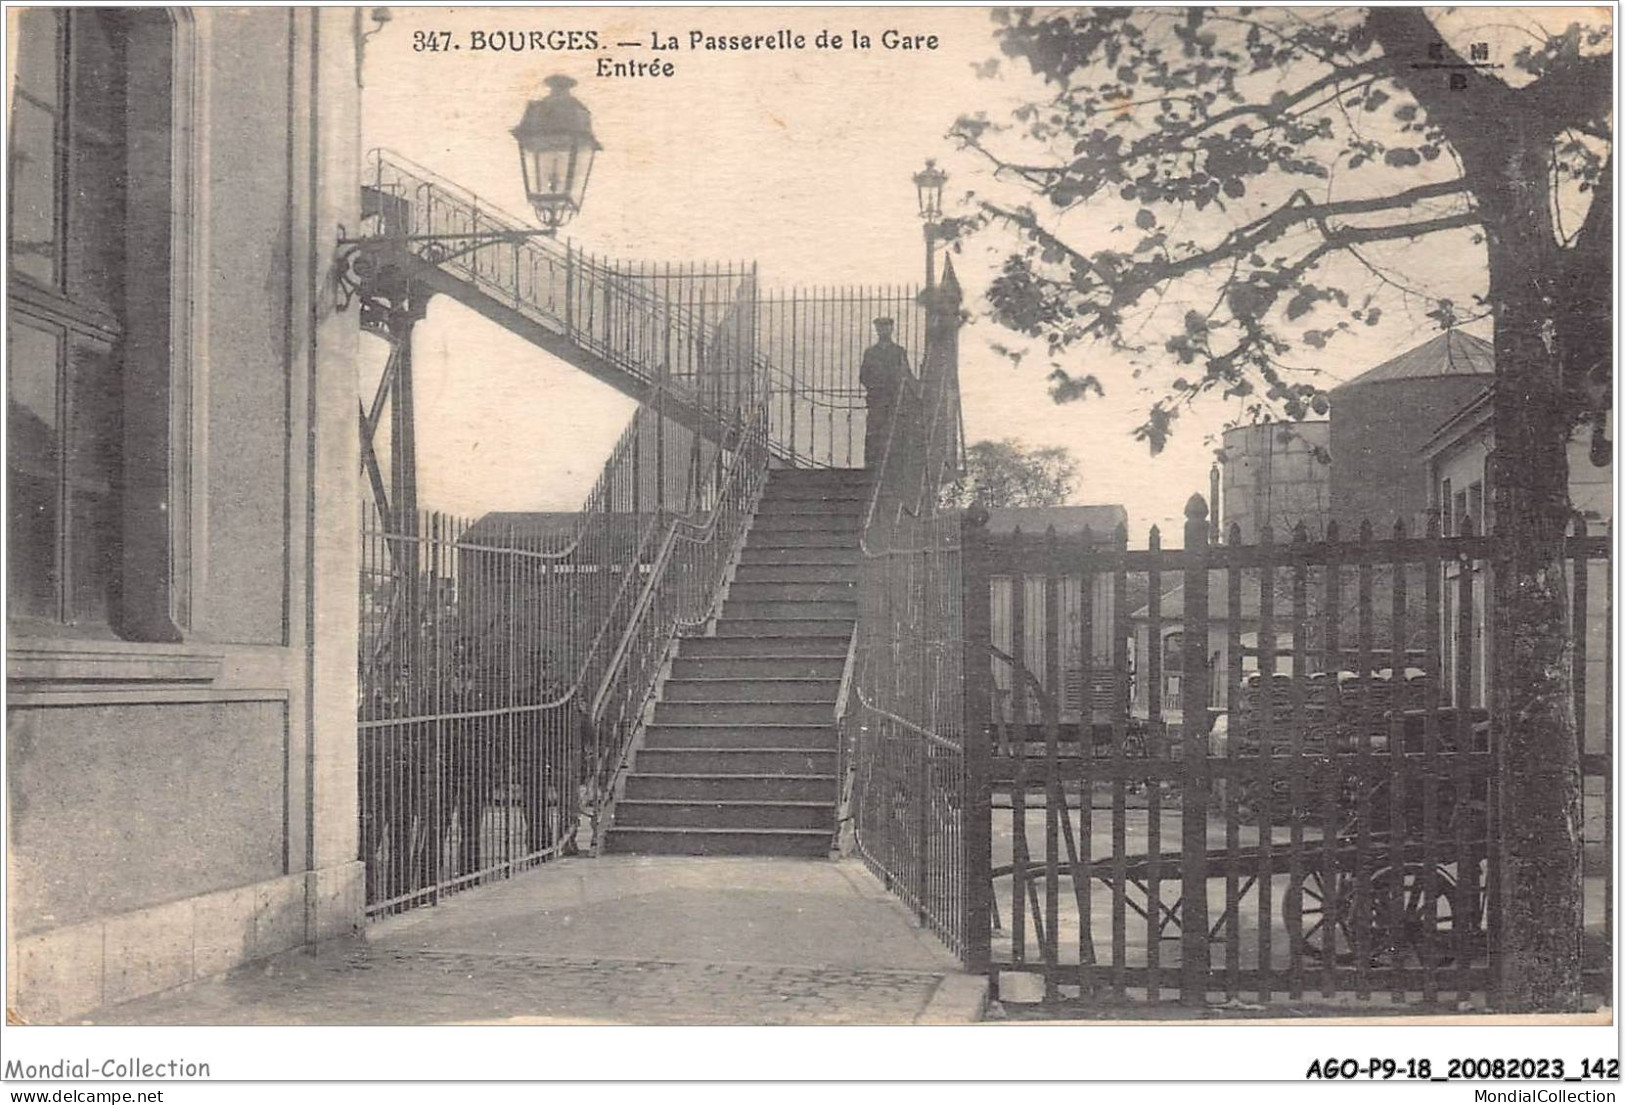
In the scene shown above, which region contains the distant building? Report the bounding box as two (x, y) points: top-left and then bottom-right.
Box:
(1129, 572), (1295, 719)
(1420, 384), (1613, 853)
(1329, 331), (1495, 534)
(1215, 421), (1331, 543)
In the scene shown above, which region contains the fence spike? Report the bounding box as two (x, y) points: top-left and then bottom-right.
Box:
(1326, 519), (1341, 544)
(1259, 522), (1274, 546)
(1148, 523), (1161, 550)
(1292, 520), (1309, 544)
(1228, 521), (1242, 547)
(1392, 516), (1407, 540)
(1359, 518), (1374, 543)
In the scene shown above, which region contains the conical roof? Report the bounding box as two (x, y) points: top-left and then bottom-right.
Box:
(1337, 330), (1494, 388)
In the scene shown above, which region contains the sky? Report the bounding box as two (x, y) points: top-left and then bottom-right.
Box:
(360, 6), (1533, 541)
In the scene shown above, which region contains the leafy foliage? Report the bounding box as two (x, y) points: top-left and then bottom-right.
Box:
(948, 7), (1612, 453)
(944, 437), (1078, 507)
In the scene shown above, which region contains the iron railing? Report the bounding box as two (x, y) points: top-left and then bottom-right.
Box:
(365, 151), (768, 448)
(842, 272), (969, 956)
(755, 287), (926, 469)
(358, 396), (754, 915)
(966, 504), (1612, 1007)
(585, 398), (772, 842)
(363, 151), (922, 470)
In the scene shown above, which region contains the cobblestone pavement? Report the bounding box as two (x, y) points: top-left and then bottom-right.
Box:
(88, 857), (984, 1026)
(93, 944), (953, 1026)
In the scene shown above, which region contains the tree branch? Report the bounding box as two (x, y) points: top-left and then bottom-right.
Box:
(1324, 210), (1481, 246)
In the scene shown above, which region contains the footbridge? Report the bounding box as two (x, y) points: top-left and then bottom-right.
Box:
(350, 149), (966, 926)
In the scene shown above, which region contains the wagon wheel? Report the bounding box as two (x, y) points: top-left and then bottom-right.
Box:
(1285, 864), (1462, 967)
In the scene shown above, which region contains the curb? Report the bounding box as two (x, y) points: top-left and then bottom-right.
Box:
(915, 973), (990, 1024)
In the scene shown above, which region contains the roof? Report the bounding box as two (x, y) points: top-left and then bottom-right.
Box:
(984, 504), (1127, 539)
(462, 511), (655, 550)
(1131, 572), (1263, 622)
(1420, 386), (1495, 458)
(1336, 331), (1495, 389)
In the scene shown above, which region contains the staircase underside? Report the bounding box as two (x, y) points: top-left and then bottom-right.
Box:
(408, 255), (739, 449)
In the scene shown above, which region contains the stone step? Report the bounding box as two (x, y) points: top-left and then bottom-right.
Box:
(602, 826), (832, 858)
(722, 599), (857, 621)
(732, 563), (859, 584)
(622, 772), (838, 801)
(744, 531), (859, 549)
(767, 467), (869, 483)
(677, 635), (851, 660)
(632, 747), (838, 774)
(613, 799), (835, 831)
(751, 513), (863, 533)
(670, 655), (845, 680)
(641, 724), (838, 750)
(713, 618), (855, 638)
(661, 677), (839, 704)
(727, 581), (857, 603)
(738, 546), (860, 566)
(653, 700), (835, 725)
(755, 496), (868, 515)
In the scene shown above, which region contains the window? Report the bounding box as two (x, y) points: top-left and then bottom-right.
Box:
(1163, 631), (1184, 674)
(7, 9), (179, 640)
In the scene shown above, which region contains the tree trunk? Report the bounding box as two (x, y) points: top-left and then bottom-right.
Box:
(1483, 133), (1586, 1012)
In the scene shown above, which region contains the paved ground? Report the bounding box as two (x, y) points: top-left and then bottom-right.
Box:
(88, 856), (986, 1026)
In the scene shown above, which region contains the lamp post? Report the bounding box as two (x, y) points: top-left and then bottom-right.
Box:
(913, 158), (947, 289)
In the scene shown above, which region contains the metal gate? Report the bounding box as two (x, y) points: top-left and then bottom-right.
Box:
(962, 497), (1611, 1007)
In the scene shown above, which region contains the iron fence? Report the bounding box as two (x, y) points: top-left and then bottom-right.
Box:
(358, 395), (761, 915)
(842, 274), (970, 955)
(359, 509), (588, 917)
(964, 502), (1612, 1007)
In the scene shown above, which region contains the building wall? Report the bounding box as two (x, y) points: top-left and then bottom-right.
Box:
(6, 10), (363, 1023)
(1426, 424), (1613, 849)
(1329, 376), (1491, 535)
(990, 573), (1115, 722)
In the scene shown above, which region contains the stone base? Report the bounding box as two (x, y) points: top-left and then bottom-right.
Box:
(7, 861), (364, 1024)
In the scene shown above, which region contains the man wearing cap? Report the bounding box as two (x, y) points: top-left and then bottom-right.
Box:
(860, 317), (914, 470)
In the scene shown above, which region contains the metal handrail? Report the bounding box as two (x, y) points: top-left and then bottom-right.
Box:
(591, 399), (770, 719)
(582, 400), (772, 842)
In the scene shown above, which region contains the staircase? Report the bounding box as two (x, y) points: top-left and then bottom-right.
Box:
(605, 467), (870, 856)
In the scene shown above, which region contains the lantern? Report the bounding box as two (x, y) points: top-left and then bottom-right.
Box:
(913, 159), (947, 223)
(512, 75), (602, 232)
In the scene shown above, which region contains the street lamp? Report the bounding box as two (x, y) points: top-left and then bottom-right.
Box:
(913, 159), (948, 287)
(513, 74), (602, 234)
(338, 74), (603, 312)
